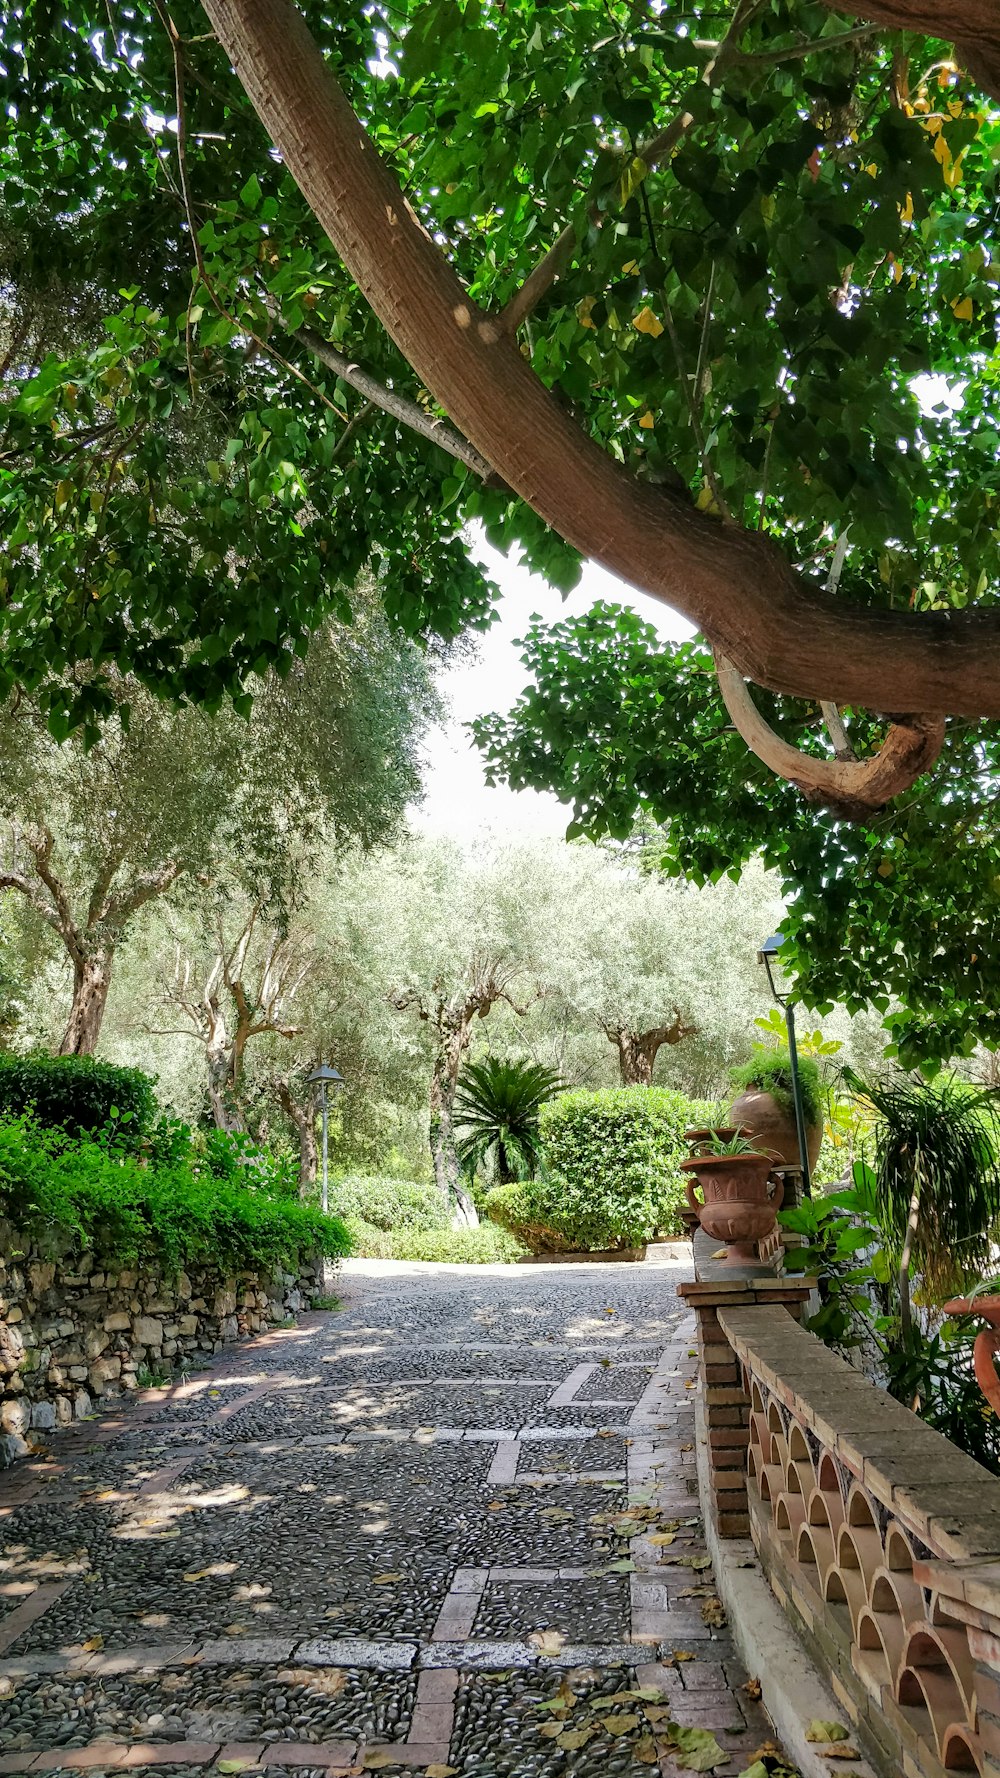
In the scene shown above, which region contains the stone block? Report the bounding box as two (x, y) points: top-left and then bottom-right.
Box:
(132, 1316), (163, 1346)
(29, 1261), (56, 1294)
(74, 1388), (92, 1419)
(177, 1315), (198, 1336)
(2, 1398), (29, 1436)
(85, 1328), (110, 1359)
(104, 1312), (131, 1333)
(0, 1431), (28, 1467)
(29, 1400), (55, 1431)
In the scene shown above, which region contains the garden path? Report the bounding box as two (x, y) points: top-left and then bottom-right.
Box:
(0, 1254), (783, 1777)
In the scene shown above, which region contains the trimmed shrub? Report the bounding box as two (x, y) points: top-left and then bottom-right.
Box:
(487, 1088), (713, 1252)
(0, 1051), (157, 1149)
(345, 1219), (524, 1263)
(332, 1174), (450, 1233)
(0, 1114), (350, 1274)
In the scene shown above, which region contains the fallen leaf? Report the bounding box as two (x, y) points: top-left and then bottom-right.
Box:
(223, 1623), (249, 1635)
(425, 1767), (459, 1777)
(487, 1501), (505, 1512)
(806, 1721), (850, 1744)
(672, 1649), (695, 1662)
(649, 1532), (676, 1546)
(701, 1595), (727, 1627)
(183, 1570), (212, 1583)
(679, 1587), (715, 1599)
(362, 1752), (396, 1770)
(681, 1554), (713, 1570)
(372, 1573), (402, 1585)
(535, 1681), (577, 1714)
(635, 1733), (658, 1764)
(540, 1507), (573, 1521)
(277, 1667), (346, 1697)
(217, 1764), (253, 1774)
(680, 1442), (694, 1452)
(557, 1728), (597, 1749)
(602, 1713), (642, 1735)
(643, 1705), (673, 1724)
(603, 1559), (635, 1573)
(818, 1748), (862, 1761)
(743, 1677), (762, 1700)
(537, 1721), (565, 1739)
(659, 1723), (730, 1770)
(81, 1635), (104, 1652)
(529, 1629), (566, 1655)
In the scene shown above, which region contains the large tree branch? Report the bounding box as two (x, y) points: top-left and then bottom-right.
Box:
(200, 0), (1000, 719)
(106, 859), (184, 925)
(819, 0), (1000, 99)
(714, 654), (946, 817)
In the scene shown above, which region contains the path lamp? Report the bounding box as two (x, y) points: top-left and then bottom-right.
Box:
(306, 1062), (345, 1215)
(758, 934), (812, 1199)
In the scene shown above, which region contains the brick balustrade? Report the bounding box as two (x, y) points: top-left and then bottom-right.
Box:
(683, 1226), (1000, 1778)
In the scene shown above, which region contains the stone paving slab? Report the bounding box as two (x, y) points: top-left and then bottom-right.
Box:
(0, 1260), (786, 1776)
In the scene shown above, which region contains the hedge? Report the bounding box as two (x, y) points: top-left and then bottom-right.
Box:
(487, 1087), (713, 1252)
(331, 1173), (449, 1233)
(0, 1052), (157, 1149)
(0, 1114), (350, 1274)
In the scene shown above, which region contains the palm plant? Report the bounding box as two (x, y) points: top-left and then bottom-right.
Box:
(852, 1072), (1000, 1343)
(454, 1056), (564, 1185)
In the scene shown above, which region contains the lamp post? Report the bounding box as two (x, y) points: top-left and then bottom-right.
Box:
(306, 1063), (345, 1214)
(758, 935), (812, 1199)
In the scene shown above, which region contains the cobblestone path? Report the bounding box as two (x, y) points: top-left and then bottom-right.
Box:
(0, 1256), (781, 1777)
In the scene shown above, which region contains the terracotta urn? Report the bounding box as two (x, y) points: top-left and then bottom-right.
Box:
(728, 1087), (822, 1171)
(680, 1152), (783, 1260)
(942, 1295), (1000, 1414)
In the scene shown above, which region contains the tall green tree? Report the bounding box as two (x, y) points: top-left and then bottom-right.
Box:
(0, 601), (438, 1052)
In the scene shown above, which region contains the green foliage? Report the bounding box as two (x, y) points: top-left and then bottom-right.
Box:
(0, 1051), (157, 1148)
(855, 1072), (1000, 1297)
(730, 1051), (823, 1126)
(368, 1225), (525, 1264)
(700, 1131), (761, 1158)
(488, 1088), (712, 1250)
(332, 1173), (450, 1233)
(0, 1114), (350, 1274)
(455, 1056), (564, 1183)
(782, 1168), (1000, 1474)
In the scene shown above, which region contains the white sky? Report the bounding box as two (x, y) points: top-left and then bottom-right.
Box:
(413, 531), (695, 839)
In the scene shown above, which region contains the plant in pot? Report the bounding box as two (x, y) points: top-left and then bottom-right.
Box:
(729, 1049), (823, 1171)
(680, 1131), (783, 1259)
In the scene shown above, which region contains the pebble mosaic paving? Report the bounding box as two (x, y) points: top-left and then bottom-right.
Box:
(0, 1257), (785, 1775)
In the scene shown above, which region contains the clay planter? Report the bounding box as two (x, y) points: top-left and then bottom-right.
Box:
(729, 1087), (821, 1171)
(680, 1152), (783, 1259)
(684, 1126), (753, 1154)
(943, 1295), (1000, 1414)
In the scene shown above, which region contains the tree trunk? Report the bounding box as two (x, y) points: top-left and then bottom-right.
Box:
(206, 1043), (244, 1133)
(614, 1031), (658, 1086)
(608, 1015), (698, 1085)
(430, 1039), (479, 1229)
(59, 950), (113, 1055)
(200, 0), (1000, 719)
(277, 1081), (319, 1198)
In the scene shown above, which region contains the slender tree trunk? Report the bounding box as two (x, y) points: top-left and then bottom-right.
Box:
(207, 1043), (244, 1133)
(59, 949), (114, 1055)
(278, 1082), (319, 1198)
(430, 1037), (479, 1228)
(898, 1185), (921, 1349)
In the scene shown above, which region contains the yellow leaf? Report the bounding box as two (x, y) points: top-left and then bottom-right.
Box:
(622, 259), (639, 274)
(672, 1649), (695, 1661)
(638, 412), (655, 429)
(899, 192), (914, 223)
(363, 1751), (397, 1770)
(633, 305), (664, 338)
(54, 479), (75, 509)
(952, 296), (974, 321)
(372, 1573), (402, 1585)
(863, 162), (877, 177)
(635, 1733), (658, 1763)
(817, 1748), (862, 1761)
(806, 1720), (850, 1744)
(949, 98), (964, 117)
(695, 484), (721, 515)
(183, 1570), (212, 1583)
(529, 1629), (566, 1655)
(81, 1634), (104, 1652)
(602, 1714), (642, 1735)
(577, 295), (597, 330)
(649, 1532), (675, 1546)
(620, 155), (648, 204)
(425, 1767), (459, 1776)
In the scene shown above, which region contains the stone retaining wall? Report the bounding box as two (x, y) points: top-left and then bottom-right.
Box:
(0, 1218), (324, 1464)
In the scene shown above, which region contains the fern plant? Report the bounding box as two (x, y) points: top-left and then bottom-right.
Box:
(455, 1056), (564, 1184)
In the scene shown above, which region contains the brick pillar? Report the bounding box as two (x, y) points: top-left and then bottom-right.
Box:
(679, 1232), (814, 1539)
